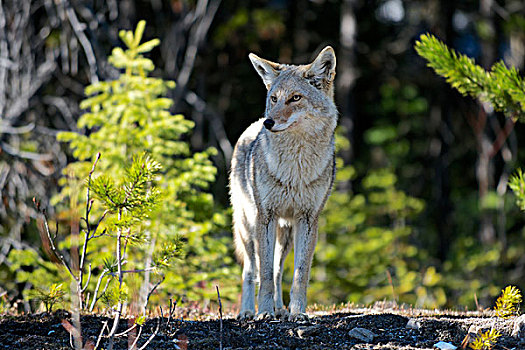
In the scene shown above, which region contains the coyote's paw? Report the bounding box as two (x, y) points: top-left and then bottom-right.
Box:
(275, 307), (289, 320)
(237, 310), (255, 321)
(288, 312), (310, 323)
(255, 311), (275, 321)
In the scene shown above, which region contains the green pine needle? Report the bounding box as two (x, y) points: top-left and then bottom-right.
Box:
(27, 283), (66, 313)
(469, 329), (501, 350)
(509, 169), (525, 211)
(494, 285), (522, 318)
(415, 33), (525, 121)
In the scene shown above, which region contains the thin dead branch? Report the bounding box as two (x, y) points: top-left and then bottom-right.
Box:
(137, 317), (161, 350)
(216, 285), (223, 350)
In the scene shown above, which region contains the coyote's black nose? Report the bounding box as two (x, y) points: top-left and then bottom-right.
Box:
(263, 119), (275, 130)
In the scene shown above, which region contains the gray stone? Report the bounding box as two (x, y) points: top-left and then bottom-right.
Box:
(348, 327), (377, 342)
(433, 341), (457, 350)
(406, 318), (421, 330)
(296, 325), (322, 339)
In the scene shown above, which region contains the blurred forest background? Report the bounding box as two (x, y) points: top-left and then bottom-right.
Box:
(1, 0), (525, 314)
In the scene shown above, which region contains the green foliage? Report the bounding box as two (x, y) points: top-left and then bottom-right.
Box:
(509, 169), (525, 211)
(468, 286), (519, 349)
(415, 33), (525, 121)
(213, 8), (284, 48)
(308, 130), (434, 306)
(415, 32), (525, 308)
(53, 20), (237, 306)
(102, 283), (130, 308)
(469, 329), (501, 350)
(90, 153), (162, 223)
(7, 249), (63, 297)
(27, 283), (66, 312)
(494, 285), (522, 318)
(8, 20), (237, 311)
(135, 315), (147, 326)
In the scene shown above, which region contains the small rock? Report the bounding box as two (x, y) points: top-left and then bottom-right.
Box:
(406, 318), (421, 330)
(433, 341), (457, 350)
(348, 327), (376, 342)
(296, 325), (321, 338)
(467, 324), (490, 335)
(512, 314), (525, 339)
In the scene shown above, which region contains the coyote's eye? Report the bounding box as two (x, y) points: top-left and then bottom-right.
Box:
(291, 95), (302, 102)
(270, 96), (278, 103)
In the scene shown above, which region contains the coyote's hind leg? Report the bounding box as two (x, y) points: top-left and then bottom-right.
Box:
(235, 212), (257, 320)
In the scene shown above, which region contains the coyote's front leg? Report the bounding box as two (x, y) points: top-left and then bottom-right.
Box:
(289, 215), (318, 321)
(256, 215), (276, 319)
(274, 224), (292, 319)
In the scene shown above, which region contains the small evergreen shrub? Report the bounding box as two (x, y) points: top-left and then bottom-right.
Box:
(8, 20), (239, 311)
(494, 285), (522, 318)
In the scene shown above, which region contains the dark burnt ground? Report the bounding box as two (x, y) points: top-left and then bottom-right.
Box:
(0, 308), (522, 349)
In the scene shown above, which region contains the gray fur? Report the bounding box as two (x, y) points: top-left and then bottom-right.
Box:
(230, 46), (338, 321)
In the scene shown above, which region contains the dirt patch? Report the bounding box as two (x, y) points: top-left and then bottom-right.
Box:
(0, 308), (522, 349)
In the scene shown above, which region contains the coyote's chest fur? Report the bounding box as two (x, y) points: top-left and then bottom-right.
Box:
(253, 126), (335, 217)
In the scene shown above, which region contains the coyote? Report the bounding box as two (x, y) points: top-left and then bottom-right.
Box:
(229, 46), (338, 321)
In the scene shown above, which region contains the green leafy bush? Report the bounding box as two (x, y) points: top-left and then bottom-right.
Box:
(10, 20), (238, 311)
(470, 329), (501, 350)
(509, 169), (525, 211)
(27, 283), (66, 312)
(494, 285), (522, 318)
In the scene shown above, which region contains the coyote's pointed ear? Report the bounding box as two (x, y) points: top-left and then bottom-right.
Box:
(249, 53), (282, 90)
(304, 46), (336, 92)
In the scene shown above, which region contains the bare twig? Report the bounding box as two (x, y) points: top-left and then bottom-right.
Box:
(1, 142), (53, 161)
(78, 153), (101, 302)
(128, 323), (143, 350)
(64, 4), (98, 83)
(488, 115), (516, 159)
(81, 263), (92, 293)
(114, 323), (137, 337)
(89, 269), (108, 312)
(173, 0), (221, 104)
(166, 298), (177, 330)
(89, 211), (109, 239)
(94, 320), (109, 350)
(137, 317), (161, 350)
(142, 275), (166, 315)
(184, 90), (233, 164)
(4, 60), (56, 120)
(216, 285), (223, 350)
(34, 199), (76, 280)
(0, 122), (34, 134)
(106, 208), (124, 350)
(110, 267), (157, 276)
(89, 272), (112, 312)
(386, 270), (398, 305)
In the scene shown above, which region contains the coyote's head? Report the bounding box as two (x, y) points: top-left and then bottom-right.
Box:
(249, 46), (337, 134)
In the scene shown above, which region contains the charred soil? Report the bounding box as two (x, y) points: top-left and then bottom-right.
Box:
(0, 307), (522, 349)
